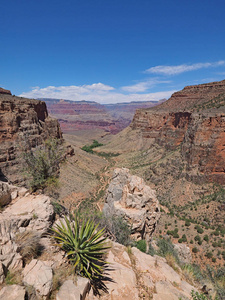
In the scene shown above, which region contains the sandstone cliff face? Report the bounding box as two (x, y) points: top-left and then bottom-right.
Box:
(0, 88), (12, 95)
(0, 93), (62, 184)
(131, 80), (225, 184)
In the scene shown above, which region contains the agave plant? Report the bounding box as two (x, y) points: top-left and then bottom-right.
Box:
(51, 215), (109, 280)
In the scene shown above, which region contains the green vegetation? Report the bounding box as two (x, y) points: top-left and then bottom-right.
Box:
(195, 225), (204, 234)
(157, 237), (179, 262)
(194, 235), (202, 245)
(96, 151), (120, 158)
(97, 215), (132, 246)
(203, 235), (209, 242)
(81, 140), (103, 153)
(205, 251), (213, 259)
(191, 290), (215, 300)
(178, 234), (187, 243)
(135, 240), (147, 253)
(167, 228), (179, 238)
(52, 214), (110, 280)
(23, 138), (62, 191)
(192, 247), (199, 253)
(193, 92), (225, 111)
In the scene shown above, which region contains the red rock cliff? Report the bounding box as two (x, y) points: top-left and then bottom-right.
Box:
(131, 79), (225, 184)
(0, 92), (62, 184)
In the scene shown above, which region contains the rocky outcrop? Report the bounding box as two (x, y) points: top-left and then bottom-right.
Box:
(103, 168), (160, 242)
(0, 284), (26, 300)
(0, 88), (12, 95)
(23, 259), (53, 299)
(173, 244), (192, 265)
(0, 184), (54, 275)
(86, 241), (197, 300)
(0, 93), (62, 184)
(56, 278), (90, 300)
(0, 183), (201, 299)
(131, 79), (225, 184)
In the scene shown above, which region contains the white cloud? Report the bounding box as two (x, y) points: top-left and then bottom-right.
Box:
(121, 78), (171, 92)
(145, 60), (225, 75)
(19, 83), (175, 104)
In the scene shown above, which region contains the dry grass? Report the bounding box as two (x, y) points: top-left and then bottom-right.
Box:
(15, 231), (42, 263)
(5, 270), (22, 285)
(165, 253), (180, 274)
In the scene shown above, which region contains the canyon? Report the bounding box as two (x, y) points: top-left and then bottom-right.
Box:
(131, 80), (225, 184)
(43, 98), (163, 135)
(0, 80), (225, 299)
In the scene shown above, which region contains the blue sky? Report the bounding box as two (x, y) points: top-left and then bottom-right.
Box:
(1, 0), (225, 103)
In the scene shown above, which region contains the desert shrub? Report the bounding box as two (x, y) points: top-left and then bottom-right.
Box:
(15, 231), (42, 262)
(52, 214), (110, 280)
(203, 235), (209, 242)
(167, 228), (179, 238)
(195, 225), (204, 234)
(178, 234), (187, 243)
(97, 152), (120, 158)
(135, 240), (147, 253)
(182, 264), (203, 285)
(222, 251), (225, 260)
(157, 237), (179, 263)
(23, 138), (62, 191)
(194, 235), (202, 245)
(97, 215), (132, 246)
(51, 201), (67, 216)
(185, 220), (191, 227)
(191, 290), (214, 300)
(205, 251), (213, 259)
(213, 230), (220, 236)
(148, 243), (156, 256)
(192, 247), (198, 253)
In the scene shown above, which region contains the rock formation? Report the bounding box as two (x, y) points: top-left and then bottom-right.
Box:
(131, 79), (225, 184)
(0, 92), (62, 184)
(103, 168), (160, 243)
(0, 183), (55, 273)
(43, 98), (162, 135)
(0, 183), (201, 299)
(0, 88), (12, 95)
(86, 241), (197, 300)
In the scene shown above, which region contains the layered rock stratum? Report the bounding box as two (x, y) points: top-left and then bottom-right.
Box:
(131, 79), (225, 184)
(42, 98), (163, 135)
(0, 91), (62, 184)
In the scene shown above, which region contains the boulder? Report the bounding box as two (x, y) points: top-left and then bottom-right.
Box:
(22, 259), (53, 299)
(87, 241), (139, 300)
(0, 191), (54, 272)
(56, 278), (90, 300)
(174, 243), (192, 264)
(0, 285), (26, 300)
(103, 168), (160, 242)
(0, 182), (16, 207)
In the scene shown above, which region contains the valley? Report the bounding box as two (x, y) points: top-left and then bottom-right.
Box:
(0, 80), (225, 299)
(57, 80), (225, 270)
